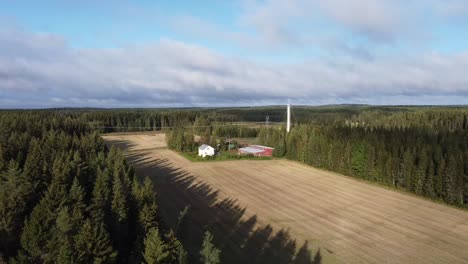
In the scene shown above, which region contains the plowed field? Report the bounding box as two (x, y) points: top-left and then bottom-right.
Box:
(103, 134), (468, 264)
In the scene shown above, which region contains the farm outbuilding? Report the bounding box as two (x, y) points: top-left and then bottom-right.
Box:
(198, 144), (215, 157)
(238, 145), (274, 157)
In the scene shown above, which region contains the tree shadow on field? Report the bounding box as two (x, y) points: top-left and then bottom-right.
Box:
(102, 138), (138, 151)
(125, 151), (322, 264)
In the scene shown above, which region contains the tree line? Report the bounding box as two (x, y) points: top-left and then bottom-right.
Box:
(83, 106), (467, 207)
(257, 123), (468, 206)
(68, 106), (468, 132)
(0, 112), (220, 263)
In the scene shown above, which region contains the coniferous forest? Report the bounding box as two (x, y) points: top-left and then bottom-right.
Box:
(0, 112), (191, 263)
(255, 107), (468, 206)
(0, 106), (467, 263)
(81, 105), (467, 207)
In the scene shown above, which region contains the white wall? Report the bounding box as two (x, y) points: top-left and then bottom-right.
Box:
(198, 147), (215, 157)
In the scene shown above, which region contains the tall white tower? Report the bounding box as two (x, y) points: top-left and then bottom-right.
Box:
(287, 104), (291, 132)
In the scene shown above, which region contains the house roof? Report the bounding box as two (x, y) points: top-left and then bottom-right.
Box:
(239, 147), (264, 154)
(250, 145), (274, 150)
(198, 144), (213, 150)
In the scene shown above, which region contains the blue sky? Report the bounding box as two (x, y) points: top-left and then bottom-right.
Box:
(1, 0), (468, 108)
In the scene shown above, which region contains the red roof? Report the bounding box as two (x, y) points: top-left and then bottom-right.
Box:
(249, 145), (274, 150)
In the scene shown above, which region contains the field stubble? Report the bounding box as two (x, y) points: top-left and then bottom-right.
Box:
(103, 133), (468, 264)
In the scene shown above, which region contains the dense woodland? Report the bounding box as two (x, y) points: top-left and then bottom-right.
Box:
(0, 112), (219, 263)
(1, 106), (467, 262)
(163, 106), (468, 207)
(78, 106), (468, 132)
(257, 125), (467, 205)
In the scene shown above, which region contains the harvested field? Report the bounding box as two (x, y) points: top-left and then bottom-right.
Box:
(104, 133), (167, 151)
(103, 134), (468, 264)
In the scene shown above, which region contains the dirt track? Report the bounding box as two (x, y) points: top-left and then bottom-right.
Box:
(103, 134), (468, 264)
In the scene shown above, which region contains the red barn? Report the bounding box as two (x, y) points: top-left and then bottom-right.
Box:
(238, 145), (274, 157)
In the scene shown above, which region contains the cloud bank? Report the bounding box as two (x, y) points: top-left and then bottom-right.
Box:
(0, 28), (467, 108)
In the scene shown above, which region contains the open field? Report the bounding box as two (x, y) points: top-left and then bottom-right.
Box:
(103, 133), (468, 264)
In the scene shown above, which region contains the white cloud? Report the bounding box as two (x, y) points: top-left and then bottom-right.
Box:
(316, 0), (404, 41)
(432, 0), (468, 17)
(240, 0), (408, 44)
(0, 29), (467, 108)
(241, 0), (312, 46)
(238, 0), (468, 47)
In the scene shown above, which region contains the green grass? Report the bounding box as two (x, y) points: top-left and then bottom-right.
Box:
(180, 151), (272, 162)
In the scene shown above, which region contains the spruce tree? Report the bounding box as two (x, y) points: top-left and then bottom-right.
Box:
(142, 228), (170, 264)
(415, 150), (428, 195)
(20, 183), (68, 262)
(90, 168), (111, 222)
(199, 231), (220, 264)
(111, 171), (128, 222)
(68, 177), (86, 226)
(0, 143), (4, 171)
(0, 161), (33, 257)
(401, 149), (414, 189)
(423, 160), (436, 198)
(46, 207), (77, 263)
(139, 202), (158, 234)
(71, 151), (88, 189)
(110, 170), (129, 259)
(165, 230), (187, 264)
(74, 219), (117, 264)
(51, 155), (71, 186)
(133, 177), (159, 234)
(435, 158), (445, 198)
(444, 155), (458, 204)
(351, 143), (366, 178)
(23, 138), (47, 196)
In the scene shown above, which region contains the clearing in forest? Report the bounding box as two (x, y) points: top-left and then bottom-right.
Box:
(103, 133), (468, 264)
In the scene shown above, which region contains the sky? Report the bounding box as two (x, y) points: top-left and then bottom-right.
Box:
(1, 0), (468, 108)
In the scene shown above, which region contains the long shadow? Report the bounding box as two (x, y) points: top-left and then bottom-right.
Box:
(125, 150), (322, 264)
(102, 138), (138, 151)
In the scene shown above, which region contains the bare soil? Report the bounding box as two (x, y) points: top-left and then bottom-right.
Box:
(103, 134), (468, 264)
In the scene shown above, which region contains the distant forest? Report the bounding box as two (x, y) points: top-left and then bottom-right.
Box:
(77, 105), (468, 207)
(0, 106), (467, 262)
(0, 112), (219, 263)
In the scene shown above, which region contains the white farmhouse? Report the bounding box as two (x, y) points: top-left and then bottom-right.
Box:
(198, 144), (215, 157)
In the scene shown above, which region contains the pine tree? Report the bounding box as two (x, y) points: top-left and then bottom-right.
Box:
(139, 202), (158, 234)
(423, 160), (436, 198)
(435, 158), (445, 198)
(130, 177), (159, 263)
(133, 177), (158, 234)
(401, 149), (414, 189)
(165, 230), (187, 264)
(351, 143), (366, 178)
(200, 231), (220, 264)
(464, 173), (468, 205)
(71, 151), (88, 189)
(46, 207), (77, 263)
(444, 155), (458, 204)
(51, 155), (71, 186)
(0, 161), (33, 257)
(385, 157), (395, 186)
(110, 170), (129, 259)
(0, 143), (4, 171)
(415, 150), (428, 195)
(23, 138), (47, 196)
(20, 183), (68, 262)
(74, 219), (117, 264)
(68, 177), (86, 226)
(111, 171), (128, 222)
(142, 228), (170, 264)
(139, 177), (156, 204)
(90, 168), (111, 222)
(175, 206), (190, 235)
